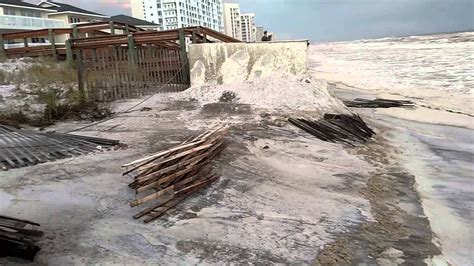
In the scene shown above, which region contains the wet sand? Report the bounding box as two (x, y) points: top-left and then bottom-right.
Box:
(330, 85), (474, 265)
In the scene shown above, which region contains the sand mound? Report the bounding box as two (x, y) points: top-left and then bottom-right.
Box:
(182, 74), (347, 114)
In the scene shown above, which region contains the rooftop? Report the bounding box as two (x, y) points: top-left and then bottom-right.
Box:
(0, 0), (47, 9)
(110, 14), (159, 27)
(37, 1), (106, 17)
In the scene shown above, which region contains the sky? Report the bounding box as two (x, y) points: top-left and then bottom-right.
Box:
(26, 0), (474, 42)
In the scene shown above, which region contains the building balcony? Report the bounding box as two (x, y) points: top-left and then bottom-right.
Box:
(0, 15), (66, 31)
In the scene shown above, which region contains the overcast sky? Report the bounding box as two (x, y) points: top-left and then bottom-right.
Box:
(27, 0), (473, 41)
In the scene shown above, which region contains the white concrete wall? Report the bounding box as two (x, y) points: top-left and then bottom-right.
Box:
(188, 41), (309, 86)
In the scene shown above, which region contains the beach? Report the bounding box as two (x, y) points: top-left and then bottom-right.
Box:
(311, 32), (474, 265)
(0, 32), (472, 264)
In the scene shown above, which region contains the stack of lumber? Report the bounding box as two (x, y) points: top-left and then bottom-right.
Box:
(289, 114), (375, 146)
(343, 98), (414, 108)
(123, 125), (228, 223)
(0, 125), (121, 170)
(0, 215), (43, 261)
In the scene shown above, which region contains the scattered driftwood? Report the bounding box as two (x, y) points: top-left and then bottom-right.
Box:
(0, 125), (122, 170)
(343, 98), (414, 108)
(123, 125), (228, 223)
(289, 114), (375, 145)
(0, 215), (43, 260)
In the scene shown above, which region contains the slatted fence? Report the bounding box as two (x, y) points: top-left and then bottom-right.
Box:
(78, 45), (187, 101)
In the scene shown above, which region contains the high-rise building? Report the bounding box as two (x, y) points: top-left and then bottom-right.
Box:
(222, 3), (241, 40)
(256, 26), (264, 42)
(240, 13), (255, 42)
(130, 0), (224, 32)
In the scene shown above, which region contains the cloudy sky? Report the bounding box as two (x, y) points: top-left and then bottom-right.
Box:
(27, 0), (473, 41)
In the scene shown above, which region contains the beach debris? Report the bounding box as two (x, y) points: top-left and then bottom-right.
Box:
(0, 215), (44, 261)
(0, 125), (121, 170)
(289, 114), (375, 145)
(343, 98), (414, 108)
(123, 125), (228, 223)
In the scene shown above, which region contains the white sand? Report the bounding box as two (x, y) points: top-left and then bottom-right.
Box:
(182, 74), (348, 114)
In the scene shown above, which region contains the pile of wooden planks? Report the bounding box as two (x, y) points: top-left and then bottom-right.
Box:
(123, 125), (228, 223)
(343, 98), (414, 108)
(289, 114), (375, 146)
(0, 215), (43, 261)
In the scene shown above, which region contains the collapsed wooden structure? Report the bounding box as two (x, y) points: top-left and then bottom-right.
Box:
(0, 215), (43, 261)
(0, 125), (120, 170)
(343, 98), (415, 108)
(1, 24), (240, 102)
(289, 114), (375, 146)
(71, 26), (239, 102)
(0, 21), (144, 59)
(123, 125), (228, 223)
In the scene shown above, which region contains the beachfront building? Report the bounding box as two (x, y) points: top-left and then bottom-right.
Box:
(0, 0), (65, 34)
(130, 0), (224, 32)
(37, 1), (108, 25)
(222, 3), (241, 40)
(255, 26), (264, 42)
(240, 13), (255, 42)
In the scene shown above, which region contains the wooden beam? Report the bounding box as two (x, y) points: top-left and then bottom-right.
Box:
(109, 21), (115, 35)
(72, 25), (79, 39)
(65, 40), (74, 66)
(178, 29), (188, 84)
(0, 34), (5, 58)
(127, 34), (135, 65)
(48, 29), (57, 60)
(76, 49), (85, 102)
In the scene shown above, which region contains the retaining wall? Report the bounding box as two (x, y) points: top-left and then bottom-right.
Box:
(188, 40), (309, 86)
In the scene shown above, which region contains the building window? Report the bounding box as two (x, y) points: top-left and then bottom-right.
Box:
(18, 10), (41, 17)
(69, 17), (80, 23)
(3, 8), (16, 15)
(31, 37), (46, 43)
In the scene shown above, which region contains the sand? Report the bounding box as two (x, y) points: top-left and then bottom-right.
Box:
(181, 74), (347, 114)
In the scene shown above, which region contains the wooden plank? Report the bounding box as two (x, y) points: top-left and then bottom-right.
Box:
(143, 175), (218, 223)
(127, 143), (213, 177)
(133, 147), (217, 188)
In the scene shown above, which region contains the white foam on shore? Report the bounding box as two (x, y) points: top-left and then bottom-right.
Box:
(310, 31), (474, 116)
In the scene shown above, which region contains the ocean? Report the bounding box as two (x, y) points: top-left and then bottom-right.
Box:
(310, 31), (474, 115)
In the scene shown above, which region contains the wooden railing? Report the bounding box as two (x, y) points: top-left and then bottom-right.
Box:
(0, 21), (145, 59)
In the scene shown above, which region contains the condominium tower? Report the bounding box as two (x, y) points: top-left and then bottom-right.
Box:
(222, 3), (241, 40)
(240, 13), (256, 42)
(130, 0), (224, 31)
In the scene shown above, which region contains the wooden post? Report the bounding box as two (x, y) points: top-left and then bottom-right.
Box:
(178, 29), (188, 84)
(202, 33), (207, 43)
(23, 38), (28, 48)
(48, 29), (57, 60)
(192, 31), (197, 44)
(66, 39), (74, 66)
(125, 24), (130, 34)
(72, 25), (79, 38)
(127, 34), (135, 65)
(109, 21), (115, 35)
(0, 34), (6, 59)
(76, 49), (86, 103)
